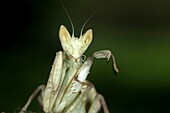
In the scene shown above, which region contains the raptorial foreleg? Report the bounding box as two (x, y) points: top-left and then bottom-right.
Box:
(42, 51), (64, 112)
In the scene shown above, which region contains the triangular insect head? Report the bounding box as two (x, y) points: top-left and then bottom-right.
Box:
(59, 25), (92, 60)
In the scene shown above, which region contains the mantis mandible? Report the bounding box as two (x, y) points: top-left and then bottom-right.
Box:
(19, 0), (119, 113)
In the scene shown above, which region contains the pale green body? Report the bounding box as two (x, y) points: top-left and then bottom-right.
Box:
(19, 25), (118, 113)
(41, 51), (97, 113)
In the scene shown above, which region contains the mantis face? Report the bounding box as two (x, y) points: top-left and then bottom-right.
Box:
(59, 25), (93, 60)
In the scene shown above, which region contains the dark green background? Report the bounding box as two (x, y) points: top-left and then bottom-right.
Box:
(1, 0), (170, 113)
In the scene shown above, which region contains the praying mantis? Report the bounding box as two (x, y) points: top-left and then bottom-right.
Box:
(19, 0), (119, 113)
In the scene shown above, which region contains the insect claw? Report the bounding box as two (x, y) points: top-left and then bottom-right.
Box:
(113, 63), (119, 74)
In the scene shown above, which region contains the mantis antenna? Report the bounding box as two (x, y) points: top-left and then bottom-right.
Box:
(60, 0), (110, 37)
(60, 0), (75, 37)
(80, 0), (110, 36)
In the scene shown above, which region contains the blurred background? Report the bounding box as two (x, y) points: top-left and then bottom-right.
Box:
(1, 0), (170, 113)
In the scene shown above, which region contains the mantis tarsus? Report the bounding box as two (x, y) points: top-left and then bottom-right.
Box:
(19, 0), (119, 113)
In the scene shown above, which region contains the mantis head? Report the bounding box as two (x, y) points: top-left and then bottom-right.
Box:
(59, 25), (93, 60)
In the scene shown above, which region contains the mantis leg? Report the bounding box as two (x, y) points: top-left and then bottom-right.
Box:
(42, 51), (64, 112)
(92, 50), (119, 73)
(64, 81), (109, 113)
(64, 50), (117, 113)
(63, 81), (94, 113)
(19, 51), (64, 113)
(19, 85), (45, 113)
(87, 88), (109, 113)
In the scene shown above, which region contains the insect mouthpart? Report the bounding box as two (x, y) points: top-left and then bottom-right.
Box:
(68, 53), (81, 63)
(75, 58), (79, 63)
